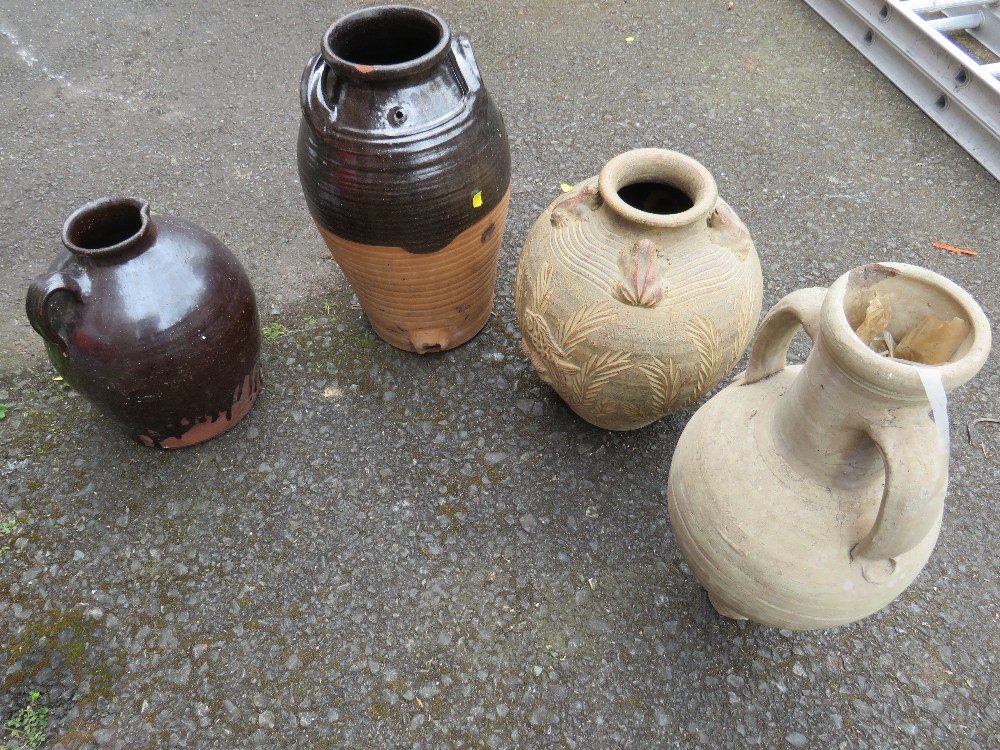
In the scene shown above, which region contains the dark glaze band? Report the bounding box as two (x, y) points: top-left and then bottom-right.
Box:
(298, 12), (511, 255)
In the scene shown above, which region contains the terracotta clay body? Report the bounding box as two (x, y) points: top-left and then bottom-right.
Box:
(298, 5), (511, 353)
(26, 197), (261, 448)
(515, 149), (762, 430)
(667, 263), (991, 629)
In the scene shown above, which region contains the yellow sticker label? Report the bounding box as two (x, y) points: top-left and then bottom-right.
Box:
(625, 36), (635, 43)
(560, 183), (575, 193)
(53, 376), (63, 381)
(472, 191), (483, 208)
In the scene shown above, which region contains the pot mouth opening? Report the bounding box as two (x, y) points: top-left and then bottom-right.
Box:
(62, 197), (150, 257)
(616, 181), (695, 215)
(598, 149), (718, 228)
(841, 264), (977, 367)
(322, 6), (450, 78)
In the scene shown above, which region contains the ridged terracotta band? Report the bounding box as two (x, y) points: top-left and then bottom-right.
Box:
(317, 185), (510, 353)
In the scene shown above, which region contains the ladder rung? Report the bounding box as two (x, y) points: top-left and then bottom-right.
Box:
(981, 61), (1000, 76)
(901, 0), (997, 12)
(928, 12), (985, 32)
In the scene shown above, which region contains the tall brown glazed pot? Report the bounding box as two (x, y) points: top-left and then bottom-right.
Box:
(25, 197), (262, 448)
(297, 5), (511, 353)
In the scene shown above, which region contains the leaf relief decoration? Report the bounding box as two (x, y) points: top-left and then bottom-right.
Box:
(518, 264), (632, 410)
(556, 301), (616, 356)
(637, 356), (688, 416)
(686, 314), (727, 399)
(567, 350), (633, 408)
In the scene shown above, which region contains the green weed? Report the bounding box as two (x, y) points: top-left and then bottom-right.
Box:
(0, 513), (23, 556)
(261, 322), (289, 342)
(1, 690), (49, 749)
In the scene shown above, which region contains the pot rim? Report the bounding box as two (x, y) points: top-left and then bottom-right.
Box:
(822, 262), (991, 398)
(321, 5), (452, 82)
(597, 148), (719, 229)
(61, 196), (151, 258)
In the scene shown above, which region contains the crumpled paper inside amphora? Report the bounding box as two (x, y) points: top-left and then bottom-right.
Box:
(854, 292), (969, 365)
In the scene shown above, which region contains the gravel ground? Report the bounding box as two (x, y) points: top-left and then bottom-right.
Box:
(1, 1), (998, 748)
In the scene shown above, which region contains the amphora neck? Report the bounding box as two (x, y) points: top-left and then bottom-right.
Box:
(771, 263), (991, 485)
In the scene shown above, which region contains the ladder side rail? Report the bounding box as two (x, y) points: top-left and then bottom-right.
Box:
(804, 0), (1000, 179)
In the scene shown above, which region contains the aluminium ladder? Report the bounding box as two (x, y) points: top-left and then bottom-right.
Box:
(803, 0), (1000, 180)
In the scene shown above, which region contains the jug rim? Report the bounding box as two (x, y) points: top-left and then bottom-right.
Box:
(320, 5), (452, 82)
(61, 196), (152, 258)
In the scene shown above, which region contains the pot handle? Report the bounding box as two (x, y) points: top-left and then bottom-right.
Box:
(26, 270), (82, 357)
(449, 34), (482, 95)
(851, 419), (949, 563)
(300, 53), (336, 137)
(744, 287), (826, 384)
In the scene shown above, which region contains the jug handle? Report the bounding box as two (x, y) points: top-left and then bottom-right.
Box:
(26, 270), (82, 357)
(744, 287), (826, 384)
(851, 420), (949, 562)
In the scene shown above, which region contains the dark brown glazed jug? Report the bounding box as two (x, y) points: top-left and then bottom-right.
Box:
(26, 197), (262, 448)
(298, 4), (511, 353)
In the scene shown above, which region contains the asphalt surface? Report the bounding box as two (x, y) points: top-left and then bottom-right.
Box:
(1, 1), (998, 748)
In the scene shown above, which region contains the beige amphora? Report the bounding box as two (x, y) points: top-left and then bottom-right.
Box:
(667, 263), (991, 630)
(515, 149), (763, 430)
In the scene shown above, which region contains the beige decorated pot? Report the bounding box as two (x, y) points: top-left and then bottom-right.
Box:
(667, 263), (992, 630)
(515, 149), (763, 430)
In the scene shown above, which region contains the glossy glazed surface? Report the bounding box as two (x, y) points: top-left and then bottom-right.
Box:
(298, 7), (511, 256)
(26, 198), (261, 447)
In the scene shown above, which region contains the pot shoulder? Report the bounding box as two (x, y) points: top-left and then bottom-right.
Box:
(298, 75), (511, 254)
(50, 215), (258, 380)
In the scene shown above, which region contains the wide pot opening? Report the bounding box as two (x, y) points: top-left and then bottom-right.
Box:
(598, 149), (718, 229)
(322, 6), (450, 77)
(843, 264), (977, 365)
(62, 197), (150, 257)
(616, 181), (695, 215)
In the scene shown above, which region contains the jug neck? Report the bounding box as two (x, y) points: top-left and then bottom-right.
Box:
(61, 197), (153, 259)
(769, 262), (992, 485)
(769, 339), (927, 487)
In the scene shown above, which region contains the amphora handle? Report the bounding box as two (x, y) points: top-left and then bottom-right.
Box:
(300, 54), (335, 138)
(744, 287), (826, 384)
(448, 34), (483, 95)
(745, 285), (949, 563)
(851, 419), (949, 563)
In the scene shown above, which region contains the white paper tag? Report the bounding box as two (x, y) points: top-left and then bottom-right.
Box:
(917, 366), (950, 451)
